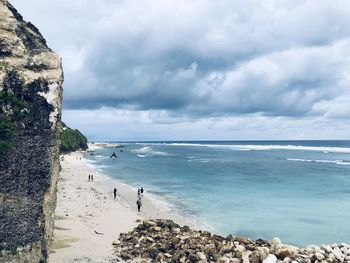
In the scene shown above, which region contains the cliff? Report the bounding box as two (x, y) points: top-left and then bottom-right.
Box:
(0, 1), (63, 262)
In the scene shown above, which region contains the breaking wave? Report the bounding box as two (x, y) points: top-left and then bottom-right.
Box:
(287, 158), (350, 166)
(132, 146), (170, 157)
(167, 143), (350, 154)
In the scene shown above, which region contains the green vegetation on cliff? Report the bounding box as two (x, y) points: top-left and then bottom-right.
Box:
(0, 70), (30, 153)
(60, 123), (88, 153)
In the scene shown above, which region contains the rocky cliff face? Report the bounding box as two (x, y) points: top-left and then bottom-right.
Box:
(0, 1), (63, 262)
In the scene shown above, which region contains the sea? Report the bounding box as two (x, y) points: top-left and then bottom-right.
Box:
(85, 140), (350, 247)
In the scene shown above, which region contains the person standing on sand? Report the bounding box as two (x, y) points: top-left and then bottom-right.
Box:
(91, 174), (94, 182)
(141, 187), (144, 194)
(114, 188), (117, 199)
(88, 174), (90, 181)
(136, 198), (142, 212)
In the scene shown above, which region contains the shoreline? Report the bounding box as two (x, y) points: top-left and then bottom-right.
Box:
(48, 148), (350, 262)
(48, 150), (193, 263)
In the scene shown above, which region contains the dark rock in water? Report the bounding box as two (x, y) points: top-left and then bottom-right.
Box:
(110, 152), (118, 158)
(0, 1), (63, 262)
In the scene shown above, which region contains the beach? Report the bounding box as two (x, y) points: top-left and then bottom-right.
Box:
(48, 149), (191, 263)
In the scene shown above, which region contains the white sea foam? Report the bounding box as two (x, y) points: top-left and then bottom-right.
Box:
(132, 146), (170, 156)
(167, 143), (350, 154)
(287, 158), (350, 166)
(137, 154), (146, 158)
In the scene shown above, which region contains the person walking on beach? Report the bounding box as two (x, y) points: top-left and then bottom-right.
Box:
(136, 198), (142, 212)
(141, 187), (144, 194)
(91, 174), (94, 182)
(88, 174), (91, 181)
(137, 188), (141, 198)
(114, 188), (117, 199)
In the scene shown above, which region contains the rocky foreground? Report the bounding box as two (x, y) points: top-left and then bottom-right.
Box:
(113, 219), (350, 263)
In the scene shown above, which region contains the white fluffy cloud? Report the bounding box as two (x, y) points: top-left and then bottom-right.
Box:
(11, 0), (350, 139)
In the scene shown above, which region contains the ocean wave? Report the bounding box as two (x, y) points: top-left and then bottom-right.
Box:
(167, 143), (350, 154)
(287, 158), (350, 166)
(131, 146), (170, 157)
(137, 154), (146, 158)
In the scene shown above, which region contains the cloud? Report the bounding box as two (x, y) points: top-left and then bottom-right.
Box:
(62, 108), (350, 141)
(10, 0), (350, 139)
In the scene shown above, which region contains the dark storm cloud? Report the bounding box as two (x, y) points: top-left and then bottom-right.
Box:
(12, 0), (350, 120)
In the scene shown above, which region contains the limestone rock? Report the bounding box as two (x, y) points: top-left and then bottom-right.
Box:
(263, 254), (277, 263)
(0, 1), (63, 262)
(114, 219), (350, 263)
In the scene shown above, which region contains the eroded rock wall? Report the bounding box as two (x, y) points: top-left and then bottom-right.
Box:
(0, 1), (63, 262)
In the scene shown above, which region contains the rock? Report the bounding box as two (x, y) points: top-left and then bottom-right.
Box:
(153, 226), (162, 232)
(146, 237), (154, 242)
(256, 239), (270, 247)
(331, 243), (338, 248)
(235, 236), (254, 245)
(263, 254), (277, 263)
(272, 244), (298, 259)
(218, 256), (229, 263)
(256, 247), (270, 259)
(179, 256), (187, 263)
(234, 244), (246, 253)
(241, 251), (250, 263)
(196, 252), (206, 260)
(146, 220), (157, 226)
(314, 252), (324, 260)
(113, 219), (350, 263)
(0, 1), (63, 263)
(148, 249), (159, 259)
(188, 254), (199, 262)
(120, 252), (132, 259)
(328, 253), (336, 262)
(271, 238), (281, 245)
(173, 228), (181, 233)
(332, 248), (344, 261)
(321, 245), (332, 253)
(112, 240), (121, 246)
(250, 252), (261, 263)
(182, 226), (190, 232)
(172, 252), (181, 261)
(156, 253), (164, 262)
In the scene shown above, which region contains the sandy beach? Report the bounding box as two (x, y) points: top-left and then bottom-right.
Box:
(48, 149), (191, 263)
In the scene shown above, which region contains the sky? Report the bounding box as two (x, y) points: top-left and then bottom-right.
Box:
(11, 0), (350, 141)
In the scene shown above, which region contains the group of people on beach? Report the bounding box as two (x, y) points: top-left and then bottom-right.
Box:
(137, 187), (144, 212)
(88, 174), (94, 182)
(112, 186), (144, 212)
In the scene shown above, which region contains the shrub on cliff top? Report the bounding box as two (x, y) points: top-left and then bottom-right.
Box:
(60, 123), (88, 153)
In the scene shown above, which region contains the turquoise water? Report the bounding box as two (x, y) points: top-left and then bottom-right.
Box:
(86, 141), (350, 246)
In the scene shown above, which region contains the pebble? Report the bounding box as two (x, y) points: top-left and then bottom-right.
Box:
(263, 254), (277, 263)
(271, 238), (281, 245)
